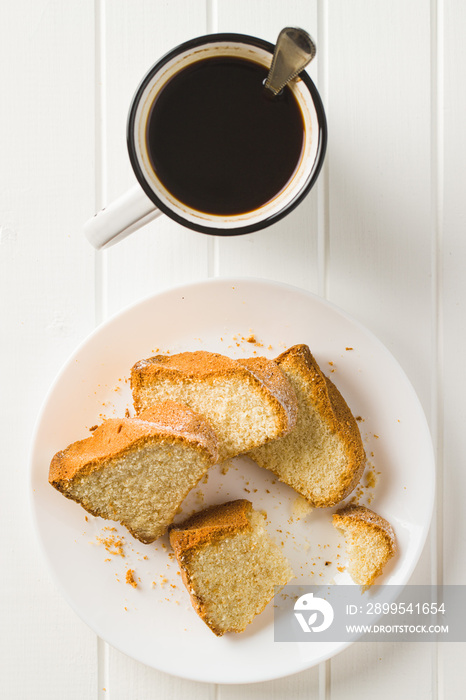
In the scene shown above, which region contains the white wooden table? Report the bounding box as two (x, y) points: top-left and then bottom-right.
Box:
(3, 0), (465, 697)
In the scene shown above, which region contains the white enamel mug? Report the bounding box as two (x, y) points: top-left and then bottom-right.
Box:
(84, 32), (327, 250)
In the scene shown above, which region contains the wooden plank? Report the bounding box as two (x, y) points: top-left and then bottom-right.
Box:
(214, 0), (321, 293)
(439, 0), (466, 696)
(326, 1), (435, 698)
(108, 651), (216, 700)
(100, 2), (215, 698)
(325, 0), (434, 407)
(218, 669), (320, 700)
(101, 0), (211, 319)
(0, 0), (97, 698)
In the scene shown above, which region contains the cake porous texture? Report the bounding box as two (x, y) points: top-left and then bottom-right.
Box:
(49, 401), (218, 543)
(333, 504), (396, 586)
(249, 344), (366, 506)
(169, 499), (294, 635)
(131, 350), (298, 462)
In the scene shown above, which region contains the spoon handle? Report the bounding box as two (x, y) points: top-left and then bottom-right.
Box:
(264, 27), (316, 96)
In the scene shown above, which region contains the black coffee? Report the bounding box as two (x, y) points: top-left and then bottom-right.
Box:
(146, 56), (305, 216)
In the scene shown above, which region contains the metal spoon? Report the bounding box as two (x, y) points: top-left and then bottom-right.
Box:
(264, 27), (316, 96)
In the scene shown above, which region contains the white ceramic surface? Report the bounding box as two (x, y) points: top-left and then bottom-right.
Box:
(30, 278), (435, 684)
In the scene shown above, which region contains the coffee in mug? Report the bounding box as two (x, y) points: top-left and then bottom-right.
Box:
(146, 55), (305, 216)
(85, 33), (327, 249)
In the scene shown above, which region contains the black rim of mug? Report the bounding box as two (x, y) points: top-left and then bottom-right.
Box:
(126, 32), (328, 236)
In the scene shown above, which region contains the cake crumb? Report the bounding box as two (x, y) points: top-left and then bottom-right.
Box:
(126, 569), (138, 588)
(365, 470), (377, 488)
(220, 460), (233, 475)
(95, 529), (126, 557)
(291, 496), (313, 520)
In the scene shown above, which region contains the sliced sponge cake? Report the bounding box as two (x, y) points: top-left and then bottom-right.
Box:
(248, 345), (365, 507)
(169, 500), (294, 636)
(333, 504), (396, 586)
(131, 350), (298, 462)
(49, 401), (218, 543)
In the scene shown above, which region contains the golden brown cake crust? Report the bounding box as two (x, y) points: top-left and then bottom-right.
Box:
(169, 499), (253, 557)
(275, 344), (366, 506)
(237, 356), (298, 427)
(130, 350), (298, 435)
(333, 504), (397, 586)
(49, 400), (218, 485)
(132, 351), (248, 386)
(333, 503), (397, 555)
(333, 503), (396, 555)
(169, 500), (255, 636)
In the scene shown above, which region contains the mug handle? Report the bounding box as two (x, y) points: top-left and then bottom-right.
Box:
(84, 184), (162, 249)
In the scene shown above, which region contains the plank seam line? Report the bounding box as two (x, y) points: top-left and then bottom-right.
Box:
(430, 0), (444, 697)
(97, 636), (109, 699)
(317, 0), (329, 301)
(319, 657), (331, 700)
(317, 2), (330, 692)
(95, 0), (109, 693)
(94, 0), (108, 328)
(317, 3), (330, 693)
(317, 0), (330, 692)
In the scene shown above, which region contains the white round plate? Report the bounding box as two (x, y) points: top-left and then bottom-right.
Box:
(30, 277), (435, 684)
